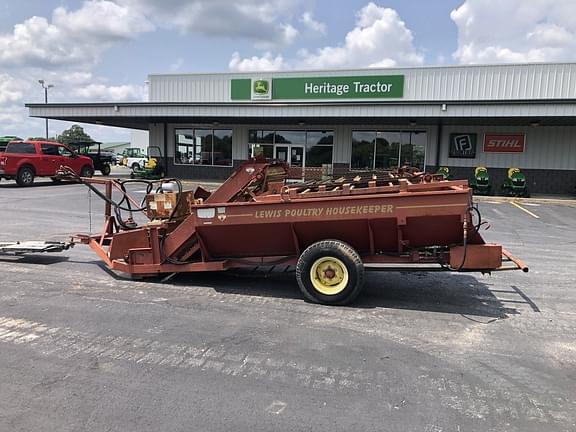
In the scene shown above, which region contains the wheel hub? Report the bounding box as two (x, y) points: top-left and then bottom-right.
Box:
(324, 268), (336, 279)
(310, 257), (349, 295)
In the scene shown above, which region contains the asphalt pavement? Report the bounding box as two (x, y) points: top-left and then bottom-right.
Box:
(0, 176), (575, 432)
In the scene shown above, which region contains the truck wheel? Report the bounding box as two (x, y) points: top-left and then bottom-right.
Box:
(16, 166), (35, 187)
(100, 164), (111, 176)
(131, 162), (140, 171)
(296, 240), (365, 305)
(81, 166), (94, 178)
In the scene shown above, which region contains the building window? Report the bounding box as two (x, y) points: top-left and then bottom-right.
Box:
(175, 128), (232, 166)
(248, 129), (333, 167)
(305, 130), (333, 167)
(351, 130), (426, 170)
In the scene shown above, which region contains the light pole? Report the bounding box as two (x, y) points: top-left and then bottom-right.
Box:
(38, 80), (54, 139)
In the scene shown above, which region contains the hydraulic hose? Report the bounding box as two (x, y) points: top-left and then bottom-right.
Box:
(59, 167), (183, 230)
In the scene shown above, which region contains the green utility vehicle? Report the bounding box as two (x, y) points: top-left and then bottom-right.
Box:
(69, 141), (114, 176)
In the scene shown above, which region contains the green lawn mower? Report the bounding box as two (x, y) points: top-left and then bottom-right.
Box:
(501, 167), (530, 197)
(470, 166), (492, 195)
(131, 146), (165, 180)
(436, 167), (453, 180)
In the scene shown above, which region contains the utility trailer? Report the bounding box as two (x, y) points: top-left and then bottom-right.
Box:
(63, 161), (527, 305)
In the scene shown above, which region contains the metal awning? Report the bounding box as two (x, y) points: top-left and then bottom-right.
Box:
(26, 100), (576, 129)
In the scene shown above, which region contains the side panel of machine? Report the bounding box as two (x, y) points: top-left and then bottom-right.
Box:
(190, 191), (471, 259)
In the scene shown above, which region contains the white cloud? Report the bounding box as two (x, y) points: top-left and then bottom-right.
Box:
(54, 1), (153, 42)
(300, 12), (326, 35)
(118, 0), (304, 47)
(58, 72), (95, 86)
(0, 109), (26, 135)
(0, 74), (28, 104)
(229, 3), (423, 71)
(169, 58), (185, 72)
(0, 1), (153, 140)
(0, 1), (152, 69)
(229, 51), (285, 72)
(281, 24), (299, 46)
(73, 83), (146, 101)
(451, 0), (576, 63)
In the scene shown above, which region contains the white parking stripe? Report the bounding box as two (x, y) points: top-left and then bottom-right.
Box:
(511, 201), (540, 219)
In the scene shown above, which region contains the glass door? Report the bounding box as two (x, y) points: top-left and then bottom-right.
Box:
(290, 145), (304, 179)
(275, 145), (289, 163)
(399, 131), (426, 170)
(290, 146), (304, 167)
(275, 145), (305, 179)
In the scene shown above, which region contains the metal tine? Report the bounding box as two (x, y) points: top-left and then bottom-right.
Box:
(281, 167), (426, 195)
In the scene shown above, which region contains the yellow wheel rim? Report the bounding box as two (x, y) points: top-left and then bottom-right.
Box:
(310, 257), (349, 296)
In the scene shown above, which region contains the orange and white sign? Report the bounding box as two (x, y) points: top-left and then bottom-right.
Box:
(483, 134), (525, 153)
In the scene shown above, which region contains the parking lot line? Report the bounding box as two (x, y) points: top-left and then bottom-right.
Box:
(510, 201), (540, 219)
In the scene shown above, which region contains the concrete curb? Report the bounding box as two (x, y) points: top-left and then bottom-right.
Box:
(474, 195), (576, 206)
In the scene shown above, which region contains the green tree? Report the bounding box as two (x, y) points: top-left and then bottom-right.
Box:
(56, 124), (94, 144)
(27, 136), (57, 141)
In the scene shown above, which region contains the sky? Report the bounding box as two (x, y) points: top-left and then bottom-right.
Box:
(1, 0), (576, 142)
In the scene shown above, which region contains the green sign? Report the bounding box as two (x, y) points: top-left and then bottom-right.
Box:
(274, 75), (404, 99)
(231, 79), (251, 100)
(231, 75), (404, 100)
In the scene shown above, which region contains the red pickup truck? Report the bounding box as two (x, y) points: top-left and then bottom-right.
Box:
(0, 140), (94, 186)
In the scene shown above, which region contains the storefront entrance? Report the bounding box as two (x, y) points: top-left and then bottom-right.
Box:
(275, 145), (305, 178)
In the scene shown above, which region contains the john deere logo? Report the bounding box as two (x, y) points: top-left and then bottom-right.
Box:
(251, 78), (271, 100)
(254, 80), (268, 94)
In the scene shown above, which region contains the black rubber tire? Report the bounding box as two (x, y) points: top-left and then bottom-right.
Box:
(131, 162), (140, 171)
(16, 166), (35, 187)
(100, 164), (111, 176)
(80, 166), (94, 178)
(296, 239), (365, 305)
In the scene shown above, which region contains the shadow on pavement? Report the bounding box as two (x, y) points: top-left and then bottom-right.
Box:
(359, 271), (519, 318)
(0, 255), (70, 265)
(0, 181), (77, 189)
(60, 259), (530, 319)
(168, 268), (521, 319)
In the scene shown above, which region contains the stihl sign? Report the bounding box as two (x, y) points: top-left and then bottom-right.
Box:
(483, 134), (525, 153)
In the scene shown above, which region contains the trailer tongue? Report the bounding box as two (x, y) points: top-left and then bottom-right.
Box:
(64, 160), (527, 305)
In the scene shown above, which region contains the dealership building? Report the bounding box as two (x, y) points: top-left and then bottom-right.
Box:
(27, 62), (576, 194)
